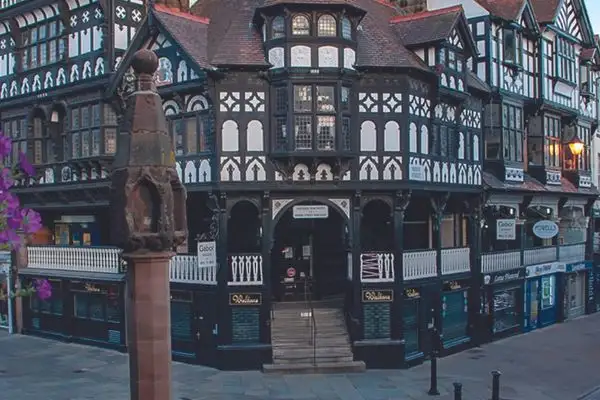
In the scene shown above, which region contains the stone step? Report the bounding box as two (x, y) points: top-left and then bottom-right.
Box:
(273, 348), (353, 359)
(273, 337), (349, 346)
(263, 360), (366, 374)
(274, 355), (355, 365)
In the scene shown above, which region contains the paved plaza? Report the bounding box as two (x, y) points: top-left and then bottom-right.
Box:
(1, 313), (600, 400)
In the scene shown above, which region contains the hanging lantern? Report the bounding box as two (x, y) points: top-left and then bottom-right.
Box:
(568, 136), (584, 156)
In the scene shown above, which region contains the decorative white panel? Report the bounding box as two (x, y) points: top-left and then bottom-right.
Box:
(244, 92), (265, 112)
(272, 199), (294, 220)
(328, 198), (351, 219)
(473, 135), (480, 161)
(246, 120), (264, 152)
(316, 163), (333, 181)
(359, 156), (379, 180)
(360, 121), (377, 151)
(420, 125), (429, 155)
(318, 46), (338, 67)
(221, 120), (239, 152)
(220, 157), (241, 181)
(219, 92), (241, 112)
(383, 121), (400, 152)
(382, 93), (402, 113)
(382, 156), (402, 180)
(505, 167), (524, 182)
(358, 93), (379, 113)
(245, 156), (267, 181)
(186, 95), (209, 112)
(343, 48), (355, 70)
(293, 164), (310, 181)
(409, 122), (417, 153)
(290, 45), (311, 67)
(268, 47), (284, 69)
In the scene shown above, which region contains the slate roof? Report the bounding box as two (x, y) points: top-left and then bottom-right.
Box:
(483, 171), (599, 196)
(153, 5), (212, 69)
(390, 5), (464, 47)
(529, 0), (561, 24)
(261, 0), (363, 7)
(473, 0), (525, 21)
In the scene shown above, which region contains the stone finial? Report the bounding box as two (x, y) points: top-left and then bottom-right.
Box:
(109, 49), (187, 254)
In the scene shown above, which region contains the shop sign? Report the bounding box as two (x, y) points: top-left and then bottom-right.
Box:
(229, 293), (262, 306)
(496, 219), (516, 240)
(197, 241), (217, 269)
(404, 288), (420, 298)
(293, 205), (329, 219)
(409, 164), (426, 181)
(525, 262), (566, 278)
(566, 261), (592, 273)
(362, 289), (394, 303)
(484, 268), (525, 285)
(443, 280), (465, 291)
(532, 220), (559, 239)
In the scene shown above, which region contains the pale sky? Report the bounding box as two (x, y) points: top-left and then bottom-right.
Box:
(586, 0), (600, 36)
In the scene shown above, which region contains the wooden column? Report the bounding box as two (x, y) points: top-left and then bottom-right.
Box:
(215, 192), (229, 345)
(351, 191), (362, 339)
(12, 233), (28, 334)
(430, 193), (449, 336)
(392, 190), (411, 340)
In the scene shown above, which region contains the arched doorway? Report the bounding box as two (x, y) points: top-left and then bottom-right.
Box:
(271, 200), (348, 302)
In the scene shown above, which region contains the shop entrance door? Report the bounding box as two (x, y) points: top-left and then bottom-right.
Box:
(565, 273), (585, 319)
(271, 202), (348, 302)
(525, 279), (539, 331)
(0, 252), (12, 333)
(538, 275), (557, 327)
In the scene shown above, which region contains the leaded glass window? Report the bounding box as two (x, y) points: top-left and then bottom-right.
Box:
(271, 16), (285, 39)
(292, 15), (310, 36)
(341, 17), (352, 39)
(317, 14), (336, 37)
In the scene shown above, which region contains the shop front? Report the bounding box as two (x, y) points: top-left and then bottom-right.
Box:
(523, 262), (565, 332)
(563, 261), (592, 320)
(441, 279), (470, 351)
(593, 262), (600, 313)
(0, 252), (12, 332)
(402, 285), (435, 365)
(481, 268), (525, 341)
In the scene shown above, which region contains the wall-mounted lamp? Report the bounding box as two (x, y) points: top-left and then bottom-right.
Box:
(568, 136), (584, 156)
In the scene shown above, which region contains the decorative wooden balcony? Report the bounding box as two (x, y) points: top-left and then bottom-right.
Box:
(228, 253), (263, 286)
(0, 0), (26, 9)
(523, 246), (558, 266)
(559, 243), (586, 263)
(359, 252), (394, 283)
(27, 246), (123, 274)
(441, 247), (470, 275)
(403, 250), (437, 281)
(170, 255), (216, 285)
(481, 249), (521, 273)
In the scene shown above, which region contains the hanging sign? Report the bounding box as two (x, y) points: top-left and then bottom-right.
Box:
(362, 289), (394, 302)
(525, 262), (566, 277)
(293, 205), (329, 219)
(197, 241), (217, 269)
(404, 288), (420, 298)
(496, 219), (516, 240)
(229, 293), (262, 306)
(408, 164), (426, 181)
(532, 220), (559, 239)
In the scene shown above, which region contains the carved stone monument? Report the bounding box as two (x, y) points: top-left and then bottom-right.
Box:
(110, 48), (187, 400)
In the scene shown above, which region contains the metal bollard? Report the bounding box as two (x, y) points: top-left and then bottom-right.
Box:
(491, 370), (501, 400)
(428, 350), (440, 395)
(453, 382), (462, 400)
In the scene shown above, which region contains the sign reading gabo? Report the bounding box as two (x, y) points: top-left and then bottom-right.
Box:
(496, 219), (516, 240)
(532, 220), (559, 239)
(197, 241), (217, 269)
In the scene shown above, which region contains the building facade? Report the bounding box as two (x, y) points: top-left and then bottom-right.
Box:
(2, 0), (598, 371)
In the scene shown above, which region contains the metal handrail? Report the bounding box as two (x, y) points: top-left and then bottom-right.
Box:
(304, 277), (317, 366)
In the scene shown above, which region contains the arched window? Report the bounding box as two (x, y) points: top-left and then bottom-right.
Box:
(271, 16), (285, 39)
(341, 17), (352, 39)
(292, 15), (310, 36)
(318, 14), (336, 37)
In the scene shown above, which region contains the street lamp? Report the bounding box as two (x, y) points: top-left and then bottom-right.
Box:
(568, 136), (585, 156)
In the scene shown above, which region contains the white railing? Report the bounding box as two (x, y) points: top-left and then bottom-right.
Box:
(441, 247), (470, 275)
(559, 243), (586, 263)
(403, 250), (437, 281)
(481, 249), (521, 273)
(360, 252), (394, 283)
(524, 246), (557, 266)
(169, 255), (216, 285)
(228, 254), (263, 286)
(27, 246), (123, 274)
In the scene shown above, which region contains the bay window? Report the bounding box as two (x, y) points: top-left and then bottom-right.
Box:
(439, 47), (463, 72)
(556, 37), (576, 83)
(501, 103), (523, 162)
(71, 104), (101, 159)
(544, 115), (561, 168)
(271, 16), (285, 39)
(503, 28), (522, 66)
(21, 19), (66, 70)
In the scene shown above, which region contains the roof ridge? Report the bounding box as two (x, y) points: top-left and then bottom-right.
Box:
(154, 3), (210, 24)
(389, 4), (462, 24)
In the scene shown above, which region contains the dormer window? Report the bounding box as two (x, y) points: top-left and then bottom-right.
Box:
(292, 15), (310, 36)
(503, 28), (522, 66)
(317, 14), (337, 37)
(439, 48), (463, 72)
(341, 17), (352, 39)
(272, 16), (285, 39)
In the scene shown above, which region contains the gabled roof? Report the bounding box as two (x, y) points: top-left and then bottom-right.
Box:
(530, 0), (594, 44)
(390, 5), (479, 59)
(530, 0), (561, 24)
(473, 0), (525, 22)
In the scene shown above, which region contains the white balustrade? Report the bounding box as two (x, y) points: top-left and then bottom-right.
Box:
(441, 247), (470, 275)
(559, 243), (586, 263)
(169, 255), (216, 285)
(360, 252), (394, 283)
(481, 250), (521, 273)
(228, 254), (263, 286)
(403, 250), (437, 280)
(27, 246), (123, 273)
(524, 246), (557, 266)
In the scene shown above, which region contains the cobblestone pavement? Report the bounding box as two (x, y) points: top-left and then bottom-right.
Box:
(1, 313), (600, 400)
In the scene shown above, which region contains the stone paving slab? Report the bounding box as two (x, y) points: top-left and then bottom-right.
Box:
(1, 313), (600, 400)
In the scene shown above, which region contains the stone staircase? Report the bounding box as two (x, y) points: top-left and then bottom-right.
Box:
(263, 299), (365, 373)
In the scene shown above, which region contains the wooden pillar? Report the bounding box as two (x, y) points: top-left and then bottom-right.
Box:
(392, 190), (411, 340)
(261, 192), (272, 344)
(13, 233), (28, 334)
(430, 193), (449, 335)
(215, 192), (229, 345)
(466, 195), (483, 344)
(351, 191), (362, 339)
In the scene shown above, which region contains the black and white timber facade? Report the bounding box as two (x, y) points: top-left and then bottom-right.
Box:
(2, 0), (599, 371)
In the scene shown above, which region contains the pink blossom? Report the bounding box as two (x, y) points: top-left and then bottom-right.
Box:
(0, 133), (10, 158)
(18, 152), (35, 176)
(0, 167), (13, 190)
(0, 229), (21, 248)
(21, 208), (42, 234)
(34, 279), (52, 300)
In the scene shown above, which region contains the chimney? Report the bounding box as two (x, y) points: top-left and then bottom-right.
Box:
(391, 0), (427, 15)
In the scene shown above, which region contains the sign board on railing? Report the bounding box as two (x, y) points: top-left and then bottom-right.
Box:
(408, 163), (425, 181)
(197, 241), (216, 269)
(496, 219), (516, 240)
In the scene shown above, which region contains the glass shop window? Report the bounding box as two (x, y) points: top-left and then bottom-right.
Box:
(492, 289), (519, 333)
(403, 296), (420, 357)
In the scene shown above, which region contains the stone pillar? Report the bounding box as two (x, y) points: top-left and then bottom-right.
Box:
(109, 49), (187, 400)
(13, 233), (28, 334)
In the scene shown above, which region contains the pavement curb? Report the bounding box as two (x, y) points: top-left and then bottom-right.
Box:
(577, 385), (600, 400)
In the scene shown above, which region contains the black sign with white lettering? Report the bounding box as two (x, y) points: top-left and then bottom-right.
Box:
(484, 268), (525, 285)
